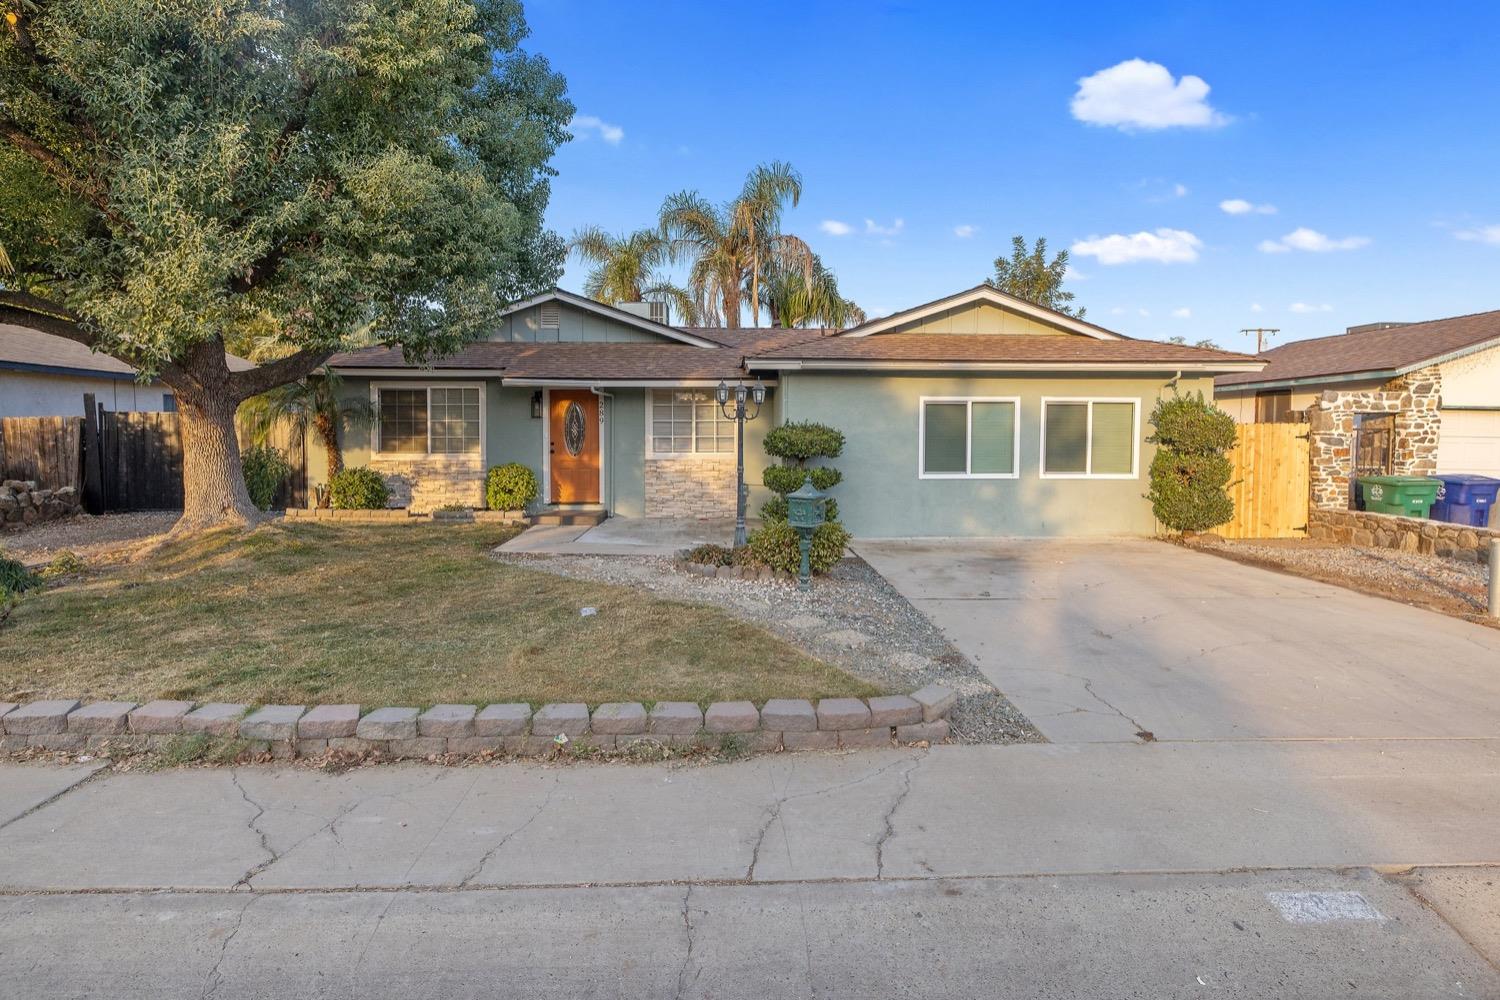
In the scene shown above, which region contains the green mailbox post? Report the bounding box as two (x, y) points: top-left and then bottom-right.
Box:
(786, 474), (828, 592)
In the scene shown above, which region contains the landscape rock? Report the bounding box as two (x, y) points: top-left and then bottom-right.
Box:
(867, 695), (922, 727)
(297, 704), (359, 739)
(816, 698), (871, 731)
(648, 701), (703, 735)
(704, 701), (758, 733)
(128, 700), (193, 734)
(590, 702), (647, 735)
(911, 684), (958, 722)
(532, 703), (590, 738)
(239, 705), (305, 741)
(181, 703), (248, 736)
(418, 704), (476, 738)
(357, 707), (419, 740)
(475, 703), (531, 737)
(4, 699), (80, 735)
(760, 698), (817, 732)
(66, 701), (136, 735)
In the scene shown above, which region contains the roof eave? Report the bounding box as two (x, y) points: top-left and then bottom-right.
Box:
(837, 285), (1125, 341)
(748, 359), (1265, 374)
(502, 289), (722, 349)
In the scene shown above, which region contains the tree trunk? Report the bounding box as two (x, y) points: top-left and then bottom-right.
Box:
(750, 252), (760, 328)
(162, 339), (260, 534)
(318, 416), (342, 482)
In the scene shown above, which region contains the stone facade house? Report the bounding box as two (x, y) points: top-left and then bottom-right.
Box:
(321, 286), (1264, 536)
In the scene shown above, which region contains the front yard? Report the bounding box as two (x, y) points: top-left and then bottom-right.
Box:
(0, 522), (881, 707)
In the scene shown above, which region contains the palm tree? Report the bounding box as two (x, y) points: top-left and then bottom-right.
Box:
(567, 226), (697, 323)
(240, 367), (373, 486)
(759, 253), (866, 329)
(659, 161), (814, 328)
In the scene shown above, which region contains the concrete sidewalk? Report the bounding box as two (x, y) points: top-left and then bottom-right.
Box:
(498, 515), (739, 556)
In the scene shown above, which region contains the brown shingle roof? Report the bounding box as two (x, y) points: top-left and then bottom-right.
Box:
(1215, 309), (1500, 388)
(678, 327), (833, 352)
(328, 341), (749, 381)
(748, 333), (1260, 367)
(0, 325), (253, 376)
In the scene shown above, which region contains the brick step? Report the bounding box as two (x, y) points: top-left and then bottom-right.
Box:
(533, 507), (607, 527)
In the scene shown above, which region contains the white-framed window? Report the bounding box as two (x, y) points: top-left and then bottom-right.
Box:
(648, 389), (736, 457)
(918, 397), (1020, 479)
(373, 383), (482, 456)
(1040, 397), (1140, 479)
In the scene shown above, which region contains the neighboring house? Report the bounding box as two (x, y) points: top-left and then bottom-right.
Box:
(1216, 310), (1500, 478)
(325, 285), (1262, 537)
(0, 325), (253, 418)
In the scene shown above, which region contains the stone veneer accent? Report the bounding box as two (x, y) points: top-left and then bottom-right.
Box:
(368, 453), (484, 514)
(645, 456), (737, 517)
(1305, 364), (1442, 511)
(0, 687), (956, 759)
(1308, 508), (1497, 564)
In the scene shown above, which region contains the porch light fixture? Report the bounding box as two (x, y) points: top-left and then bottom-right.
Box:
(716, 378), (767, 547)
(530, 390), (543, 419)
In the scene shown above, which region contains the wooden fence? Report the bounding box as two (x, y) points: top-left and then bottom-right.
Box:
(0, 401), (307, 512)
(1221, 421), (1311, 539)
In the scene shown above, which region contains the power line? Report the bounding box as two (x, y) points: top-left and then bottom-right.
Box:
(1239, 327), (1280, 353)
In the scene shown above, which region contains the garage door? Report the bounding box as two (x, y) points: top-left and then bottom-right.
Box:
(1438, 409), (1500, 477)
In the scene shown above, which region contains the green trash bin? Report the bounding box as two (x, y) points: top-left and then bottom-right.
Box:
(1358, 475), (1442, 518)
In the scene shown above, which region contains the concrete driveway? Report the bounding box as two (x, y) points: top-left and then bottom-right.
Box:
(855, 538), (1500, 743)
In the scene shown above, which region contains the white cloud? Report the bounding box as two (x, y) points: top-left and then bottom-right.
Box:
(1172, 307), (1193, 319)
(953, 224), (978, 239)
(1138, 308), (1151, 318)
(1064, 265), (1086, 281)
(865, 218), (904, 237)
(1110, 306), (1128, 316)
(1072, 228), (1202, 265)
(1173, 183), (1189, 198)
(1220, 198), (1276, 215)
(570, 114), (624, 145)
(1258, 228), (1370, 253)
(1070, 59), (1230, 131)
(820, 220), (852, 236)
(1250, 302), (1263, 313)
(1455, 224), (1500, 245)
(1289, 302), (1334, 313)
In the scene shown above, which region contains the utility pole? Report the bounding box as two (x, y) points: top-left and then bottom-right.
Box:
(1240, 327), (1280, 353)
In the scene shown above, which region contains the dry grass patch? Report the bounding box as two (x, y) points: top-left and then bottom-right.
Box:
(0, 522), (881, 707)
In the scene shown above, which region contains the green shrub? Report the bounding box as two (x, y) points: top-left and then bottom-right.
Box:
(762, 465), (841, 494)
(486, 462), (539, 511)
(241, 444), (293, 511)
(41, 550), (86, 578)
(682, 543), (760, 567)
(1146, 392), (1237, 533)
(0, 554), (39, 598)
(763, 421), (844, 463)
(746, 519), (850, 575)
(328, 466), (391, 510)
(759, 494), (838, 524)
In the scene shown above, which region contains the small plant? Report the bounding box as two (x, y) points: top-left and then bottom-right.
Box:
(1146, 392), (1238, 533)
(684, 543), (735, 566)
(241, 444), (293, 510)
(41, 550), (86, 578)
(486, 462), (539, 511)
(746, 519), (850, 575)
(328, 466), (391, 510)
(140, 733), (252, 769)
(0, 553), (39, 598)
(716, 732), (750, 760)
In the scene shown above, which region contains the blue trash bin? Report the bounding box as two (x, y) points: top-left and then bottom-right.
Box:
(1430, 474), (1500, 527)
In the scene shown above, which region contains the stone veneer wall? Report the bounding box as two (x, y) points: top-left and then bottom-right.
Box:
(369, 454), (484, 513)
(645, 456), (737, 517)
(1305, 364), (1442, 510)
(1308, 508), (1496, 563)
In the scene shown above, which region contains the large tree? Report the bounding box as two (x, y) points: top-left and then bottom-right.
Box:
(0, 0), (571, 531)
(567, 226), (697, 323)
(986, 236), (1085, 319)
(759, 253), (864, 329)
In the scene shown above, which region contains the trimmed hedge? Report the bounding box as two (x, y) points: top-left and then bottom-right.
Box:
(763, 421), (845, 463)
(763, 465), (841, 494)
(486, 462), (539, 511)
(1146, 392), (1237, 533)
(746, 520), (850, 575)
(759, 494), (839, 524)
(328, 466), (391, 510)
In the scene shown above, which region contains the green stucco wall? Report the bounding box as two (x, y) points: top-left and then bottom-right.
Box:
(492, 303), (667, 343)
(776, 372), (1215, 537)
(883, 301), (1074, 336)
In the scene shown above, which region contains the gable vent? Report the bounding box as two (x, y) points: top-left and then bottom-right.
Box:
(539, 302), (561, 329)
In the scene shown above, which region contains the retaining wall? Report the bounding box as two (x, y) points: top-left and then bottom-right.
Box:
(0, 687), (956, 760)
(1308, 508), (1497, 563)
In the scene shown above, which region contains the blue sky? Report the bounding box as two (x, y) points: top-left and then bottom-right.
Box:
(526, 1), (1500, 348)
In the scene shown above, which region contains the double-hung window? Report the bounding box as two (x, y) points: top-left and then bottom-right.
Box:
(1040, 398), (1138, 478)
(919, 397), (1020, 478)
(375, 385), (481, 455)
(649, 390), (736, 457)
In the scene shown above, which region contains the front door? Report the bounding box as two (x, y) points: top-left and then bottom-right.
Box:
(548, 389), (600, 503)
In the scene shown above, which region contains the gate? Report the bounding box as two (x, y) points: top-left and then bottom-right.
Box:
(1220, 422), (1310, 539)
(0, 416), (84, 490)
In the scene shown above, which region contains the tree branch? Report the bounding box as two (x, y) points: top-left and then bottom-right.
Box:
(0, 120), (121, 225)
(0, 290), (198, 387)
(230, 347), (335, 401)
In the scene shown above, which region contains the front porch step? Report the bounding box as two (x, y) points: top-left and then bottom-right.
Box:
(533, 506), (607, 527)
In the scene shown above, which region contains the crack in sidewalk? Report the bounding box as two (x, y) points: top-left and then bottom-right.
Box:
(199, 893), (256, 999)
(0, 764), (110, 833)
(875, 757), (921, 879)
(458, 775), (561, 887)
(673, 883), (698, 1000)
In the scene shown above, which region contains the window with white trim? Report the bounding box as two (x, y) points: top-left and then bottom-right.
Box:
(649, 390), (735, 456)
(1041, 398), (1138, 478)
(376, 386), (481, 455)
(919, 398), (1019, 478)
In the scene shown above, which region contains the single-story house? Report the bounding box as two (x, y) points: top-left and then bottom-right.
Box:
(0, 325), (253, 418)
(323, 285), (1263, 537)
(1215, 310), (1500, 478)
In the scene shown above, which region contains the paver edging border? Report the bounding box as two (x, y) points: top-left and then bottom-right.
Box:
(0, 689), (955, 764)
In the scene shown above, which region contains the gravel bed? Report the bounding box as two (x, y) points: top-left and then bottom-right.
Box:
(1192, 538), (1493, 619)
(497, 551), (1043, 744)
(0, 511), (179, 565)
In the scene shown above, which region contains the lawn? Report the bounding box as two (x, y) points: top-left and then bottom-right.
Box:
(0, 522), (881, 707)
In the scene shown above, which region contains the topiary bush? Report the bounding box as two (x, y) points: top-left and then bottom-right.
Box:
(241, 444), (293, 511)
(328, 466), (391, 510)
(486, 462), (539, 511)
(746, 519), (850, 575)
(1146, 392), (1238, 533)
(761, 420), (846, 535)
(763, 421), (844, 463)
(762, 465), (841, 494)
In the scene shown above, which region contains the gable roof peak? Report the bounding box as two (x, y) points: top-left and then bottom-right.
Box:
(502, 288), (720, 348)
(838, 284), (1126, 341)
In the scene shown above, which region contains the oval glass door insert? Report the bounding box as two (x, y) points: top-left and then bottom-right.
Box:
(563, 401), (586, 457)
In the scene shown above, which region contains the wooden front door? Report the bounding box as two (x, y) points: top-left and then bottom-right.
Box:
(548, 389), (600, 503)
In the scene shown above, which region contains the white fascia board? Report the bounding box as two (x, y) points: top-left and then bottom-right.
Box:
(501, 377), (774, 388)
(502, 289), (722, 349)
(750, 359), (1265, 374)
(330, 367), (508, 377)
(840, 285), (1123, 340)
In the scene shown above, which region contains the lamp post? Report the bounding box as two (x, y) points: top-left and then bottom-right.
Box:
(716, 378), (766, 547)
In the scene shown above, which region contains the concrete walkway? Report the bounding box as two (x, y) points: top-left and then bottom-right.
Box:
(499, 515), (739, 556)
(856, 537), (1500, 743)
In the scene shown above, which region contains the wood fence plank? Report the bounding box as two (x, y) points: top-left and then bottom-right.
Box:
(1222, 422), (1310, 539)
